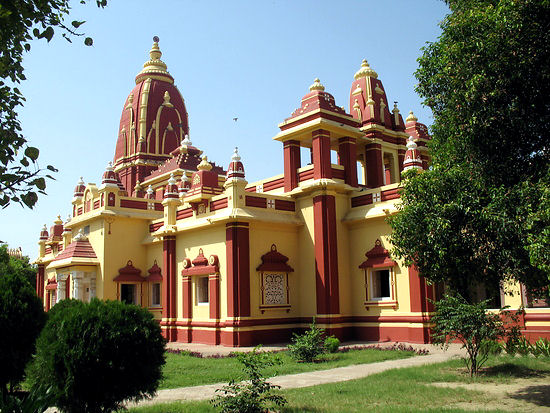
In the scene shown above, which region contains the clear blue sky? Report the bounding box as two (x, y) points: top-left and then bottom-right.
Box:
(0, 0), (449, 258)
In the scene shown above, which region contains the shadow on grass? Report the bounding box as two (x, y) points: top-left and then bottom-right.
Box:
(510, 384), (550, 407)
(480, 363), (547, 379)
(282, 407), (324, 412)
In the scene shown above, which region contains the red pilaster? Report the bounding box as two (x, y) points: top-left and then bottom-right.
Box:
(162, 236), (176, 323)
(37, 264), (45, 299)
(209, 273), (220, 320)
(365, 143), (384, 188)
(312, 129), (332, 180)
(283, 140), (301, 192)
(408, 265), (432, 342)
(338, 137), (358, 187)
(313, 195), (340, 315)
(226, 222), (250, 317)
(182, 275), (192, 318)
(397, 148), (406, 175)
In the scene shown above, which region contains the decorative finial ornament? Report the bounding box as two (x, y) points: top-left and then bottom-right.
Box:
(309, 78), (325, 92)
(163, 91), (171, 104)
(146, 185), (155, 199)
(66, 214), (72, 223)
(182, 134), (192, 146)
(74, 176), (86, 198)
(197, 156), (213, 171)
(73, 228), (88, 242)
(354, 59), (378, 79)
(54, 215), (63, 225)
(153, 35), (160, 43)
(406, 110), (418, 122)
(40, 224), (49, 240)
(231, 147), (241, 162)
(135, 36), (172, 84)
(168, 173), (176, 185)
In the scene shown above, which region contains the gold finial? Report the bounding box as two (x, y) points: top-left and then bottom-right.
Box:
(309, 78), (325, 92)
(406, 110), (418, 122)
(54, 215), (63, 225)
(163, 91), (171, 104)
(135, 36), (172, 84)
(354, 59), (378, 80)
(197, 156), (213, 171)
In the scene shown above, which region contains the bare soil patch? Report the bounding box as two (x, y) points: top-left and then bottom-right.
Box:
(430, 375), (550, 412)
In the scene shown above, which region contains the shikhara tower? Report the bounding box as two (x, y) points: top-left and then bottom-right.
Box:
(34, 40), (549, 346)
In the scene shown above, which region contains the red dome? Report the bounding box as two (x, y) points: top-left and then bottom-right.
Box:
(114, 40), (189, 194)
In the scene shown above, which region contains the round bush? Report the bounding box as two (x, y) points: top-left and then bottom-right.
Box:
(29, 299), (166, 413)
(0, 270), (46, 394)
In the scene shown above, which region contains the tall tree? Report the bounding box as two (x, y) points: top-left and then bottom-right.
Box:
(389, 0), (549, 300)
(0, 0), (106, 208)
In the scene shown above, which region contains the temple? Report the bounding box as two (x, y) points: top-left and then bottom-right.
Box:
(34, 40), (549, 346)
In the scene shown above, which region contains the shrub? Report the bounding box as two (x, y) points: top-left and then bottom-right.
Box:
(211, 347), (286, 413)
(0, 266), (46, 398)
(532, 338), (550, 357)
(29, 299), (166, 413)
(431, 294), (508, 376)
(324, 336), (340, 353)
(288, 319), (326, 362)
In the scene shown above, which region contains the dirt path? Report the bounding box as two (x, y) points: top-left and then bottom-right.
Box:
(430, 377), (550, 412)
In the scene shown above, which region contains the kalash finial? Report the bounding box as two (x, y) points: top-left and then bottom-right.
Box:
(231, 147), (241, 162)
(150, 36), (161, 60)
(197, 156), (213, 171)
(309, 78), (325, 92)
(354, 59), (378, 80)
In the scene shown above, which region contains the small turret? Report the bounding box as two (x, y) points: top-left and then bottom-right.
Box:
(145, 185), (155, 200)
(226, 147), (245, 181)
(39, 224), (49, 241)
(163, 173), (179, 199)
(403, 136), (423, 172)
(73, 177), (85, 199)
(101, 162), (119, 188)
(178, 173), (191, 198)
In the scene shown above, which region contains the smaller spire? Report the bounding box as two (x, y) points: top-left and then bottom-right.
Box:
(309, 78), (325, 92)
(163, 173), (179, 199)
(145, 185), (155, 199)
(66, 214), (72, 224)
(403, 136), (423, 172)
(227, 147), (245, 181)
(54, 215), (63, 225)
(163, 91), (171, 105)
(354, 59), (378, 80)
(197, 156), (213, 171)
(73, 176), (86, 198)
(39, 224), (49, 240)
(181, 134), (192, 146)
(406, 110), (418, 123)
(73, 228), (88, 242)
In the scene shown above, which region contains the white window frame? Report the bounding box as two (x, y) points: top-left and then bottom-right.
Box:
(365, 267), (396, 307)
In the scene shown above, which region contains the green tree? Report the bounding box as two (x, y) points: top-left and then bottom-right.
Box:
(29, 299), (166, 413)
(0, 0), (107, 208)
(0, 244), (46, 399)
(389, 0), (550, 297)
(431, 294), (509, 376)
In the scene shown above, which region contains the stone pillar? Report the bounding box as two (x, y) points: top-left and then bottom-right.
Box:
(397, 148), (406, 176)
(313, 194), (340, 315)
(312, 129), (332, 180)
(56, 274), (68, 303)
(338, 137), (358, 187)
(89, 273), (97, 301)
(283, 140), (301, 192)
(365, 143), (384, 188)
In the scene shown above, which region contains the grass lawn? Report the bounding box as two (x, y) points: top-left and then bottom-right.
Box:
(160, 347), (417, 389)
(128, 355), (550, 413)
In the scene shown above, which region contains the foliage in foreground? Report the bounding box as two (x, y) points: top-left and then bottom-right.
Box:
(287, 320), (340, 362)
(431, 294), (516, 376)
(211, 347), (286, 413)
(0, 246), (46, 398)
(389, 0), (550, 296)
(0, 0), (107, 208)
(29, 299), (165, 413)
